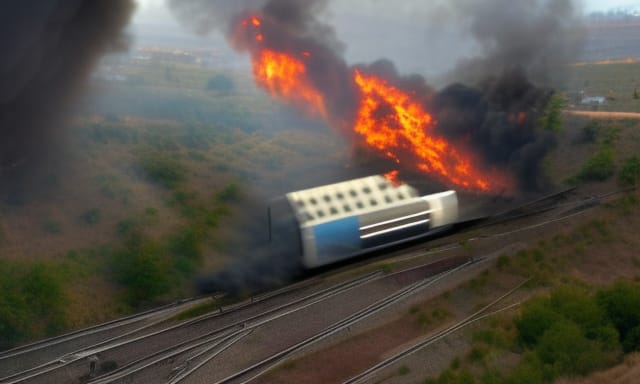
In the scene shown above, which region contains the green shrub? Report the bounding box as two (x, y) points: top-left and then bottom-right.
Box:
(173, 301), (219, 321)
(619, 156), (640, 187)
(168, 225), (205, 276)
(473, 329), (510, 350)
(535, 321), (607, 377)
(575, 146), (616, 182)
(496, 255), (511, 270)
(215, 183), (242, 203)
(138, 152), (185, 189)
(597, 281), (640, 352)
(0, 261), (67, 349)
(398, 365), (411, 376)
(582, 120), (601, 143)
(539, 94), (567, 133)
(505, 354), (544, 384)
(112, 238), (171, 306)
(516, 299), (564, 346)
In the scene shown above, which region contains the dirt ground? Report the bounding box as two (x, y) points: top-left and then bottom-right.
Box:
(556, 354), (640, 384)
(566, 110), (640, 119)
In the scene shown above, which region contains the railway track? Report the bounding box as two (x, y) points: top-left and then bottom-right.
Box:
(4, 270), (384, 384)
(342, 278), (531, 384)
(0, 296), (215, 381)
(4, 186), (634, 384)
(212, 258), (476, 384)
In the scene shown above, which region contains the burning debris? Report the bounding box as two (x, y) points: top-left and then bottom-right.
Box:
(0, 0), (134, 200)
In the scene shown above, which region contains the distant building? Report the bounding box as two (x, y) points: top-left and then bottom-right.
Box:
(581, 96), (606, 105)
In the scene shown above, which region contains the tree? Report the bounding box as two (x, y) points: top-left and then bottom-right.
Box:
(619, 156), (640, 187)
(539, 94), (567, 133)
(597, 281), (640, 352)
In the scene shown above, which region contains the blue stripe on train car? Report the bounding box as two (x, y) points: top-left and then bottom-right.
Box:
(313, 216), (362, 263)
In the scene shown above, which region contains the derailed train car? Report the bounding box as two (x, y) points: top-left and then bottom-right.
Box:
(269, 175), (458, 268)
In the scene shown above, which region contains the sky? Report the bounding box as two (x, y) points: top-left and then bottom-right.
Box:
(129, 0), (640, 77)
(133, 0), (640, 25)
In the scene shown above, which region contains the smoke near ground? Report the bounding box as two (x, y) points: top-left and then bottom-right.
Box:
(169, 0), (584, 293)
(0, 0), (135, 200)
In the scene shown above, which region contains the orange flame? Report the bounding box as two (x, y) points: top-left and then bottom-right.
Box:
(235, 15), (512, 194)
(384, 170), (403, 186)
(354, 70), (510, 193)
(253, 49), (327, 117)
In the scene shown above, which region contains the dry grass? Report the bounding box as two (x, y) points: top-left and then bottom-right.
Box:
(556, 353), (640, 384)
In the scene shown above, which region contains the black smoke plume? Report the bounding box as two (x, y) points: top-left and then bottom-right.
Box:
(170, 0), (584, 293)
(0, 0), (135, 200)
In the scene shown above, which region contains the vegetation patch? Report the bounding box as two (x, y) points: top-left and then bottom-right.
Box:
(539, 94), (567, 133)
(574, 145), (616, 182)
(619, 156), (640, 187)
(172, 300), (219, 321)
(137, 151), (186, 189)
(0, 260), (68, 349)
(424, 282), (640, 384)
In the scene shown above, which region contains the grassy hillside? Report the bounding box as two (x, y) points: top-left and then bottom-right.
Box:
(0, 59), (349, 349)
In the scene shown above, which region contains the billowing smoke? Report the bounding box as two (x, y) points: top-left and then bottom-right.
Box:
(170, 0), (583, 192)
(170, 0), (584, 292)
(443, 0), (584, 85)
(0, 0), (135, 200)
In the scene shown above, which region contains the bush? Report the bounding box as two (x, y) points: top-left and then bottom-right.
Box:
(512, 285), (623, 382)
(112, 238), (171, 306)
(215, 183), (242, 203)
(582, 120), (601, 143)
(540, 94), (567, 133)
(576, 146), (616, 182)
(619, 156), (640, 187)
(597, 281), (640, 352)
(0, 261), (67, 349)
(516, 299), (563, 346)
(535, 321), (607, 377)
(168, 225), (205, 276)
(425, 369), (476, 384)
(138, 152), (186, 189)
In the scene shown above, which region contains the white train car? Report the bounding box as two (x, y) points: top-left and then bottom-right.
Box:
(277, 175), (458, 268)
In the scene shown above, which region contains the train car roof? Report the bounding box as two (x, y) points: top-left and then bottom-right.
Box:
(285, 175), (421, 227)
